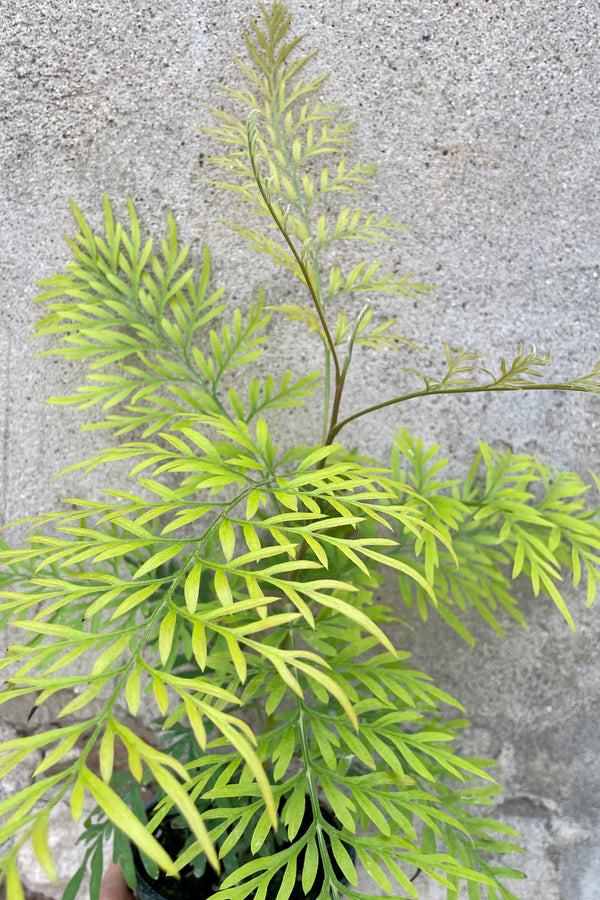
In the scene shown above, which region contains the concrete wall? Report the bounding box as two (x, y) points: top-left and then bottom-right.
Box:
(1, 1), (599, 897)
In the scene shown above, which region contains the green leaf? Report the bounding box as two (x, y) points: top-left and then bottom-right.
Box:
(319, 779), (356, 832)
(83, 769), (178, 875)
(275, 857), (298, 900)
(272, 727), (298, 781)
(330, 835), (357, 885)
(159, 609), (178, 664)
(125, 664), (142, 715)
(192, 623), (207, 669)
(89, 841), (104, 900)
(184, 563), (202, 613)
(214, 570), (234, 605)
(61, 858), (88, 900)
(147, 763), (220, 873)
(153, 676), (170, 714)
(246, 490), (263, 518)
(111, 583), (160, 620)
(355, 850), (392, 893)
(6, 859), (26, 900)
(219, 521), (236, 561)
(33, 729), (83, 777)
(31, 810), (57, 882)
(70, 776), (85, 823)
(250, 807), (274, 854)
(133, 543), (188, 579)
(281, 784), (306, 840)
(301, 837), (319, 893)
(91, 632), (132, 676)
(99, 724), (115, 782)
(225, 634), (247, 682)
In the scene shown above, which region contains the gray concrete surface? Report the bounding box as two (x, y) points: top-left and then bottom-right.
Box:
(1, 1), (599, 898)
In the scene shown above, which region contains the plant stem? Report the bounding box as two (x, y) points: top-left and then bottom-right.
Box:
(328, 381), (598, 441)
(246, 113), (342, 430)
(322, 349), (332, 445)
(267, 94), (335, 443)
(296, 698), (341, 900)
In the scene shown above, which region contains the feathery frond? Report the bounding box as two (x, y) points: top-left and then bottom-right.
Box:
(1, 3), (598, 900)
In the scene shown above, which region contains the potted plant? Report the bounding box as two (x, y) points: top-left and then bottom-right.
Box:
(1, 3), (598, 899)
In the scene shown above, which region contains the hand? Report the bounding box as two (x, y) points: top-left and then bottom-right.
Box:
(99, 863), (135, 900)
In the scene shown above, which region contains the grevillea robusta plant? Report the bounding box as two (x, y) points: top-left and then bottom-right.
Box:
(1, 4), (599, 899)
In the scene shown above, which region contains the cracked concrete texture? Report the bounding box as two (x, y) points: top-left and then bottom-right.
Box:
(1, 1), (599, 898)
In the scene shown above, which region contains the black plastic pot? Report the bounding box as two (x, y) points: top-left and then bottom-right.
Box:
(133, 800), (354, 900)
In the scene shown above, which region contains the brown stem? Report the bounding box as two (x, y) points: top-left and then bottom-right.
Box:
(328, 381), (597, 441)
(246, 117), (341, 399)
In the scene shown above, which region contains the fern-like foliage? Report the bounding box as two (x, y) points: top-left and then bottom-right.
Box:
(201, 3), (599, 448)
(0, 4), (598, 900)
(201, 1), (434, 445)
(400, 342), (600, 396)
(0, 416), (523, 900)
(391, 429), (600, 644)
(36, 197), (319, 436)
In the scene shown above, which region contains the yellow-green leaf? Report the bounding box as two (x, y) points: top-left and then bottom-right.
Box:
(330, 836), (358, 886)
(299, 662), (357, 730)
(91, 633), (132, 676)
(268, 656), (303, 697)
(58, 681), (105, 718)
(225, 635), (247, 683)
(99, 724), (115, 783)
(219, 521), (236, 562)
(303, 533), (329, 568)
(125, 664), (142, 715)
(153, 676), (170, 714)
(274, 491), (298, 512)
(127, 745), (144, 782)
(314, 592), (396, 655)
(243, 524), (261, 553)
(31, 810), (57, 882)
(110, 582), (158, 622)
(216, 719), (277, 829)
(70, 775), (85, 822)
(133, 543), (188, 580)
(83, 769), (178, 875)
(214, 570), (233, 605)
(0, 773), (63, 821)
(112, 719), (189, 781)
(6, 859), (26, 900)
(159, 609), (178, 664)
(146, 762), (219, 873)
(246, 491), (262, 519)
(111, 583), (159, 620)
(184, 564), (202, 614)
(33, 729), (82, 777)
(83, 585), (126, 620)
(183, 696), (207, 750)
(250, 808), (273, 854)
(297, 445), (342, 471)
(364, 547), (439, 603)
(302, 838), (319, 892)
(192, 623), (207, 669)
